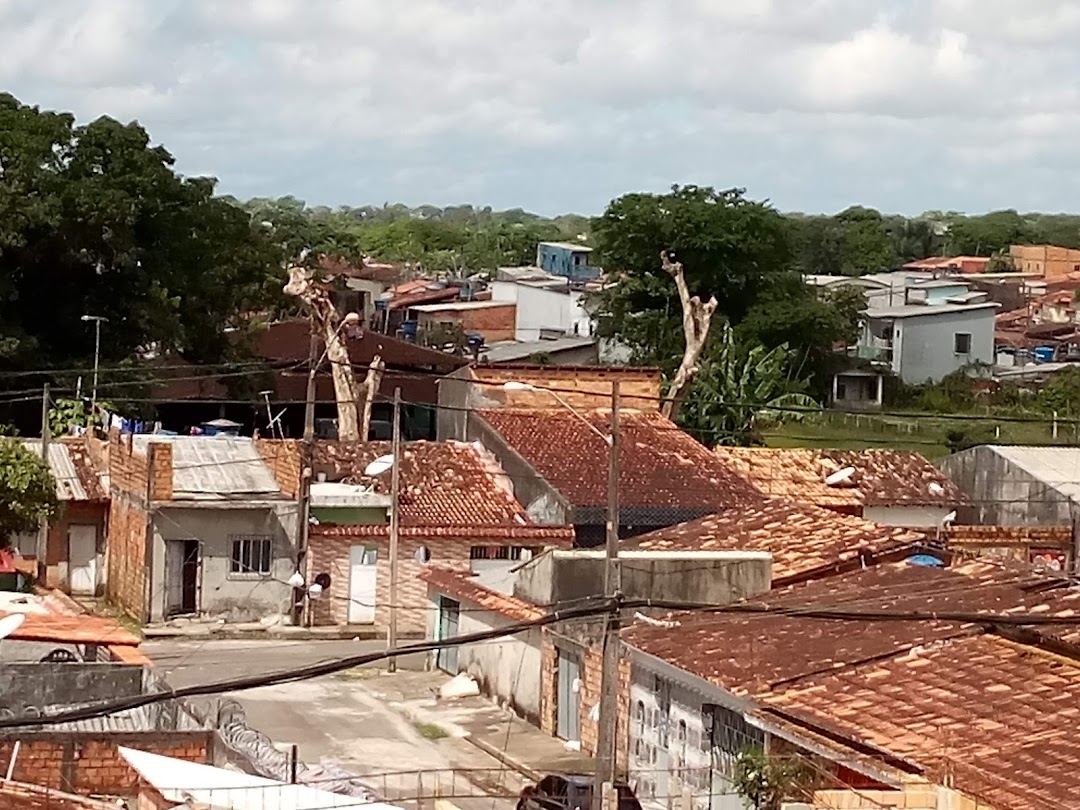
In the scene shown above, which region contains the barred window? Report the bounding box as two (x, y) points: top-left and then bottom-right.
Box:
(230, 534), (273, 576)
(469, 545), (540, 561)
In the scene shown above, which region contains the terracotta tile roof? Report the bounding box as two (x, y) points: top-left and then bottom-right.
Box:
(418, 566), (545, 621)
(312, 524), (574, 543)
(0, 610), (141, 646)
(0, 781), (119, 810)
(314, 440), (533, 526)
(622, 560), (1057, 697)
(712, 448), (963, 508)
(478, 409), (759, 509)
(762, 635), (1080, 810)
(629, 498), (919, 581)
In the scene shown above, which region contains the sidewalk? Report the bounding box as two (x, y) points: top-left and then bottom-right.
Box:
(142, 621), (424, 641)
(364, 669), (595, 781)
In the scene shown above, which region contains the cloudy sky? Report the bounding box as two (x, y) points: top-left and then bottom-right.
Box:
(2, 0), (1079, 216)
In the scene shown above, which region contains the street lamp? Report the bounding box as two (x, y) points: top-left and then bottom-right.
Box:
(503, 379), (621, 801)
(81, 315), (107, 422)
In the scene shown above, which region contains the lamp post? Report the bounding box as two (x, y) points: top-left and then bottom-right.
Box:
(503, 379), (621, 802)
(81, 315), (107, 421)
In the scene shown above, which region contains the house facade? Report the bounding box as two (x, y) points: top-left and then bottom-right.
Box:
(855, 301), (998, 384)
(490, 273), (594, 341)
(8, 438), (108, 596)
(263, 439), (579, 632)
(536, 242), (600, 281)
(107, 433), (299, 624)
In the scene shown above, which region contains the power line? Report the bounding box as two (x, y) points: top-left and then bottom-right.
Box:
(5, 596), (1080, 731)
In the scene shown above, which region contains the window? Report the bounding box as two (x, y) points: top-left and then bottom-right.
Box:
(469, 545), (540, 561)
(229, 535), (273, 576)
(954, 332), (972, 354)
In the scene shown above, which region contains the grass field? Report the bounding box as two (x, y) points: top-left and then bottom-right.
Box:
(764, 410), (1080, 460)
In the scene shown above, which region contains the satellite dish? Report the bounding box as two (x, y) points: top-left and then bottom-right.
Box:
(824, 467), (857, 487)
(0, 613), (26, 641)
(502, 381), (532, 392)
(287, 571), (305, 589)
(928, 481), (945, 496)
(364, 455), (395, 477)
(941, 510), (957, 525)
(414, 545), (431, 564)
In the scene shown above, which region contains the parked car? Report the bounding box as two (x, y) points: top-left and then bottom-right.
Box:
(517, 774), (642, 810)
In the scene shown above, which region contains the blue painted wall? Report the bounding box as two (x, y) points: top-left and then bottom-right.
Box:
(536, 243), (601, 280)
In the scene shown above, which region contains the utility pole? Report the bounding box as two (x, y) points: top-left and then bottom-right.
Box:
(387, 387), (402, 672)
(81, 315), (106, 421)
(296, 325), (318, 626)
(36, 383), (50, 585)
(593, 379), (621, 806)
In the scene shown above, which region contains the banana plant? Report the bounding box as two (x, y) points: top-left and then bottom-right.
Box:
(678, 323), (819, 446)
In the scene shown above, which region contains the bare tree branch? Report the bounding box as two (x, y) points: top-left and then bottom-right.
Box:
(660, 250), (718, 421)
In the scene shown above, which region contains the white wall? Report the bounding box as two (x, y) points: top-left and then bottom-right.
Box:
(491, 281), (592, 341)
(862, 505), (954, 528)
(151, 504), (298, 623)
(428, 592), (543, 722)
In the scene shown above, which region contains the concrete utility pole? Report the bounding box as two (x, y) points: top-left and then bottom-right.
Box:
(296, 325), (318, 626)
(387, 387), (402, 672)
(36, 383), (50, 585)
(593, 379), (621, 807)
(81, 315), (107, 420)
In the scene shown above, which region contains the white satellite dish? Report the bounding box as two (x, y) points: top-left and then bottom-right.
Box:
(502, 381), (533, 392)
(928, 481), (945, 496)
(0, 613), (26, 641)
(364, 454), (395, 477)
(941, 510), (957, 526)
(824, 466), (857, 487)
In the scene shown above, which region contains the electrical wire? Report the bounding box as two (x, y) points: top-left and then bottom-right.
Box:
(5, 596), (1080, 730)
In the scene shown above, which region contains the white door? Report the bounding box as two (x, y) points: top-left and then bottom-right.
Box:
(68, 525), (97, 595)
(348, 545), (377, 623)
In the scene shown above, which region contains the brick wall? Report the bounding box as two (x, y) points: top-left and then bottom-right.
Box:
(106, 493), (149, 620)
(0, 734), (212, 797)
(108, 433), (172, 501)
(539, 630), (631, 774)
(256, 439), (302, 498)
(306, 532), (473, 629)
(472, 366), (662, 411)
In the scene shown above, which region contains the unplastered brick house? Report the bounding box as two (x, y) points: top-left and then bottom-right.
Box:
(255, 438), (574, 632)
(106, 433), (300, 624)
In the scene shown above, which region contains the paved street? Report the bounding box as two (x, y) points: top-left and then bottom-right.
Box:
(145, 639), (520, 810)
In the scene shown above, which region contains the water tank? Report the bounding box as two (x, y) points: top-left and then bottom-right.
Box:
(1034, 346), (1055, 363)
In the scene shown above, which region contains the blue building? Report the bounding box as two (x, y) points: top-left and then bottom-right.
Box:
(536, 241), (601, 281)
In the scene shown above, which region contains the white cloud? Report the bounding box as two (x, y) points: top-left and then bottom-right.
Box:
(2, 0), (1080, 215)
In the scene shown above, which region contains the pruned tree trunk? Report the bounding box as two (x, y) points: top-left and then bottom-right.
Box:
(660, 250), (718, 421)
(285, 266), (363, 441)
(360, 354), (384, 443)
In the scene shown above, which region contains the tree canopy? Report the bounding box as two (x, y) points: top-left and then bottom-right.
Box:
(0, 438), (58, 543)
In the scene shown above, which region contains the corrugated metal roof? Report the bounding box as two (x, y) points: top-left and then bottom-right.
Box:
(120, 746), (406, 810)
(20, 440), (88, 501)
(989, 445), (1080, 504)
(132, 436), (281, 498)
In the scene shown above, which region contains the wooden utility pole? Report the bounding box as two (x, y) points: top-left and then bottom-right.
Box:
(35, 383), (50, 585)
(387, 387), (402, 672)
(593, 380), (621, 806)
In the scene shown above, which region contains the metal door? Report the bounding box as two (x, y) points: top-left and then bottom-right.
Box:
(348, 545), (377, 623)
(556, 648), (581, 741)
(67, 525), (97, 594)
(165, 540), (185, 617)
(437, 596), (460, 673)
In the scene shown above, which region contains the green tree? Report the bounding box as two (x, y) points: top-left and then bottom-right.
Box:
(834, 206), (895, 274)
(0, 93), (282, 379)
(731, 748), (814, 810)
(945, 210), (1040, 256)
(679, 323), (819, 446)
(591, 185), (792, 369)
(0, 438), (58, 546)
